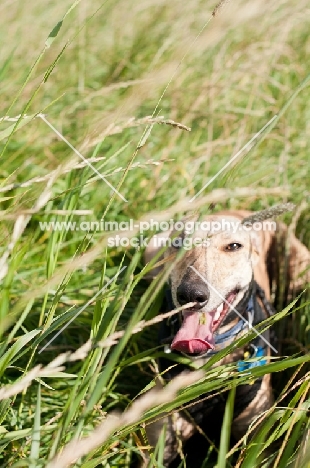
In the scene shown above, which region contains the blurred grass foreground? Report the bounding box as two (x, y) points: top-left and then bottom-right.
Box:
(0, 0), (309, 467)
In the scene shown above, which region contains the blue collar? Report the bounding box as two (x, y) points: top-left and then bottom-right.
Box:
(162, 286), (267, 371)
(237, 345), (267, 372)
(203, 296), (255, 357)
(215, 316), (248, 345)
(204, 295), (266, 371)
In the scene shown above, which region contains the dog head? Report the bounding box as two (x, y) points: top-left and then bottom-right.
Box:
(145, 214), (261, 356)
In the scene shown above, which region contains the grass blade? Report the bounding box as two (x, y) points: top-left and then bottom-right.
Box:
(29, 384), (41, 467)
(216, 385), (236, 468)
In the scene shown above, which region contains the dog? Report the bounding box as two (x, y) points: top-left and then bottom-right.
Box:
(143, 209), (310, 466)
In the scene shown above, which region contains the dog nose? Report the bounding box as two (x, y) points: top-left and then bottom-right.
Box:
(176, 281), (209, 309)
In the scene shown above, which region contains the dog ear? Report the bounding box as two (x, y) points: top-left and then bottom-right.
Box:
(144, 230), (172, 280)
(267, 222), (310, 295)
(249, 230), (262, 266)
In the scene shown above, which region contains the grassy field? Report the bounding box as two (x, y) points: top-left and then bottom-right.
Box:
(0, 0), (309, 466)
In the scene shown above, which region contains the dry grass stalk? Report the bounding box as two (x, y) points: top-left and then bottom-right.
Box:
(0, 361), (65, 400)
(97, 301), (195, 348)
(0, 156), (106, 193)
(0, 157), (171, 194)
(0, 167), (62, 282)
(212, 0), (233, 17)
(1, 210), (92, 220)
(1, 300), (198, 400)
(274, 380), (310, 466)
(4, 186), (288, 331)
(241, 202), (296, 225)
(47, 370), (204, 468)
(0, 302), (195, 400)
(86, 115), (190, 147)
(0, 114), (31, 123)
(294, 427), (310, 468)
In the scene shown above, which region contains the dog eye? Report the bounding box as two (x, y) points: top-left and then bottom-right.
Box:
(224, 242), (243, 252)
(172, 237), (183, 249)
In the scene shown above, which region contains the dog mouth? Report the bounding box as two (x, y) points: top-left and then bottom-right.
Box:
(171, 290), (239, 355)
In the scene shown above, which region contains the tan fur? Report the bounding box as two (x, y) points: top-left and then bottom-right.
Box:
(145, 210), (310, 300)
(232, 373), (273, 440)
(142, 210), (310, 465)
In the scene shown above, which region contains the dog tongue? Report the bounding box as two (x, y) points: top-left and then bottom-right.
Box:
(171, 311), (215, 354)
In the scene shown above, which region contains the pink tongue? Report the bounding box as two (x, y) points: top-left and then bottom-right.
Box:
(171, 311), (215, 354)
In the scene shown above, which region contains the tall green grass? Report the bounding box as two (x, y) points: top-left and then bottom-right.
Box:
(0, 0), (309, 466)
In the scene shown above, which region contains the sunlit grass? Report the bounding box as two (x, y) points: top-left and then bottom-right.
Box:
(0, 0), (309, 466)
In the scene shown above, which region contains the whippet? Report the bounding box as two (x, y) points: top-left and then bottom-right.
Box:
(143, 210), (310, 466)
